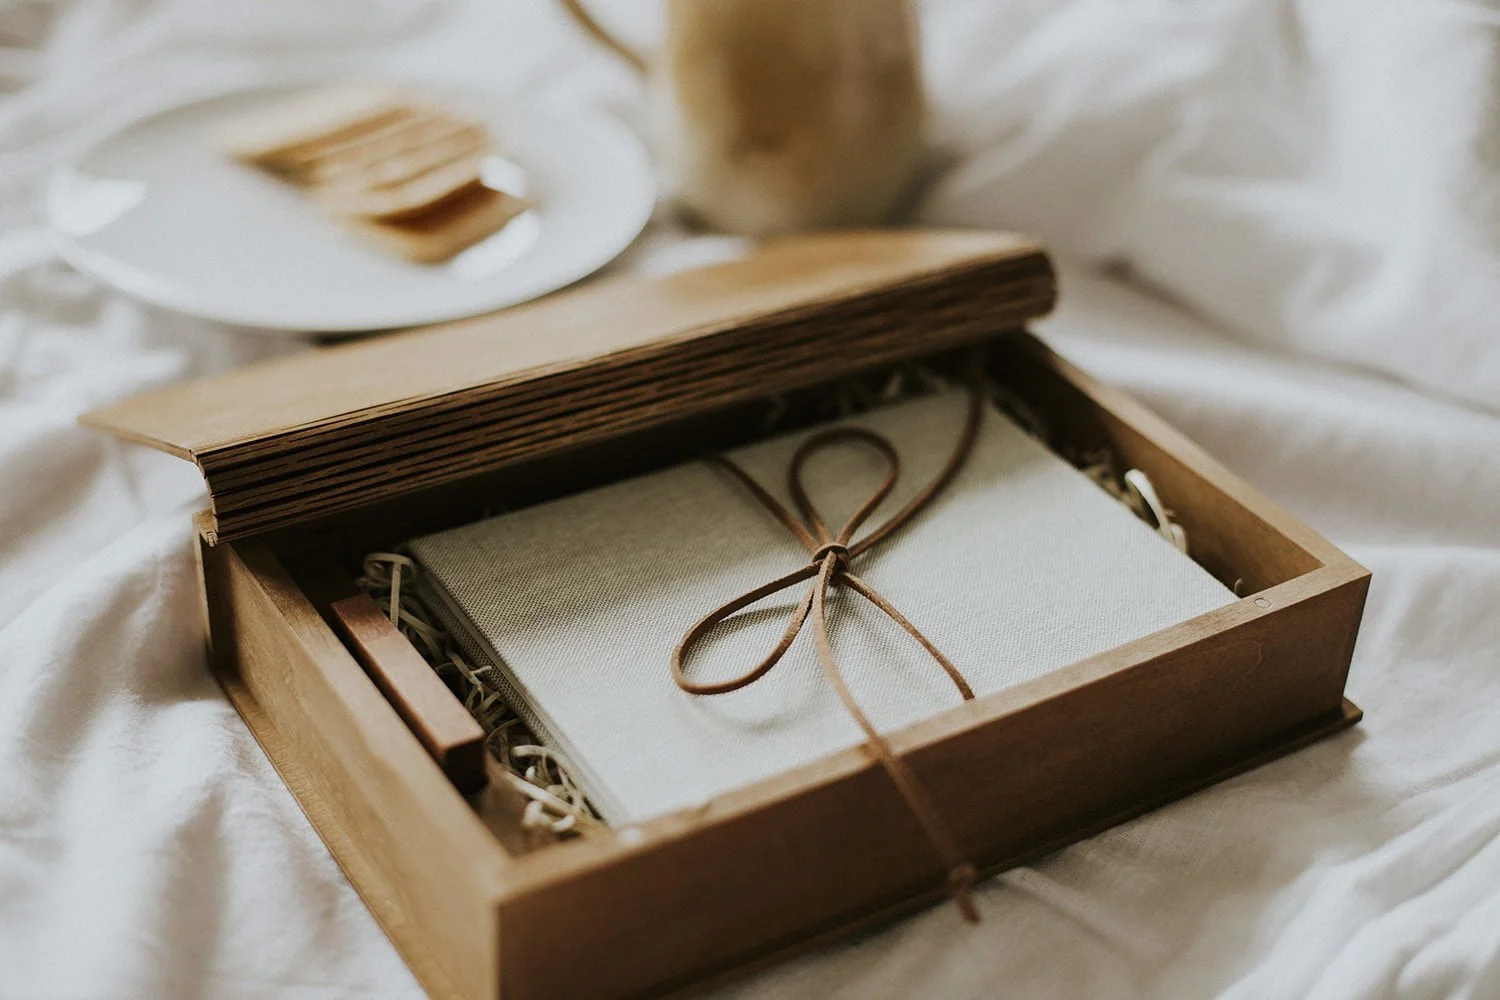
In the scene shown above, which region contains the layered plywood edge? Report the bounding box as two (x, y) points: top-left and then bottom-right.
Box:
(82, 229), (1054, 542)
(194, 331), (1365, 1000)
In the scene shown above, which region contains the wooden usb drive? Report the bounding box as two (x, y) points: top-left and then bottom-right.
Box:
(329, 593), (487, 793)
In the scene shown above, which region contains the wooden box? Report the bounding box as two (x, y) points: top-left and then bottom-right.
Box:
(83, 231), (1366, 1000)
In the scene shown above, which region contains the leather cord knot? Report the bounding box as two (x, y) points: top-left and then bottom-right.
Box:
(810, 541), (851, 567)
(672, 387), (986, 921)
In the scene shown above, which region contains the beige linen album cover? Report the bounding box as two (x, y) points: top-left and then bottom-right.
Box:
(410, 388), (1235, 825)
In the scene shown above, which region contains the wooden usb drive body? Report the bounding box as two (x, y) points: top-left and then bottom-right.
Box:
(329, 593), (487, 793)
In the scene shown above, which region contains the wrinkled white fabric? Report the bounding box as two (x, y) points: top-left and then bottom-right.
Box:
(920, 0), (1500, 413)
(0, 1), (1496, 998)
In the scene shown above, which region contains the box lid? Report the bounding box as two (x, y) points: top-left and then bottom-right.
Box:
(82, 229), (1055, 542)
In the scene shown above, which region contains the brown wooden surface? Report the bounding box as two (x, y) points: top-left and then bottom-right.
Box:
(202, 539), (509, 1000)
(329, 593), (487, 794)
(652, 698), (1362, 1000)
(80, 229), (1054, 542)
(488, 570), (1366, 999)
(83, 230), (1040, 455)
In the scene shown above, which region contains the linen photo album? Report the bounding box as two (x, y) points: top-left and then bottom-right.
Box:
(407, 384), (1235, 828)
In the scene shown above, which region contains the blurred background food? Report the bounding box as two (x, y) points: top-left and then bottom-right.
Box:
(218, 83), (527, 263)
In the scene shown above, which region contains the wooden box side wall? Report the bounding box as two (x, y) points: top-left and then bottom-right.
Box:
(484, 337), (1370, 997)
(990, 337), (1334, 591)
(201, 538), (508, 1000)
(494, 569), (1366, 999)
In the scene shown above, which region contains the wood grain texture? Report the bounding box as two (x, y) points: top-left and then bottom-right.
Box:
(647, 698), (1361, 1000)
(487, 570), (1367, 1000)
(202, 539), (508, 1000)
(83, 230), (1039, 453)
(80, 229), (1054, 542)
(330, 593), (487, 793)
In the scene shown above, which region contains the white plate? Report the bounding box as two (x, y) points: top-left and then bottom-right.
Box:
(46, 83), (655, 333)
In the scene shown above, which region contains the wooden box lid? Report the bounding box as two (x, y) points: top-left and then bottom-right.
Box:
(83, 229), (1055, 543)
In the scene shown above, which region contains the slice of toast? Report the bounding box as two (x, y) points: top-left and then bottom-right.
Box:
(350, 186), (528, 263)
(311, 121), (488, 189)
(318, 154), (488, 222)
(218, 84), (409, 171)
(219, 84), (528, 263)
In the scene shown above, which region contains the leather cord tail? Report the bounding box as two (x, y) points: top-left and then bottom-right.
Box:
(672, 386), (985, 922)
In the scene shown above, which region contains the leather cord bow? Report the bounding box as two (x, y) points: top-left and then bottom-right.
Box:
(672, 387), (985, 922)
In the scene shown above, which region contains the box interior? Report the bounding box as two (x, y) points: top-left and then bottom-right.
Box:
(265, 331), (1330, 858)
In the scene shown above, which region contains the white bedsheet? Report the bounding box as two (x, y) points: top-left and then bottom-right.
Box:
(1, 1), (1497, 998)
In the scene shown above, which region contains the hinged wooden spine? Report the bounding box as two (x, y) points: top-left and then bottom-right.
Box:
(81, 230), (1054, 543)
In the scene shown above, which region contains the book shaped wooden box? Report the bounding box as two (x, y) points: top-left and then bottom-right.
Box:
(83, 230), (1366, 1000)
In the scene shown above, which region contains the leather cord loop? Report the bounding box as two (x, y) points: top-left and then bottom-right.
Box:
(671, 386), (986, 922)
